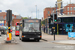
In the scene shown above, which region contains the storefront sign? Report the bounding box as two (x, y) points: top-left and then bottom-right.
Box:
(68, 32), (75, 37)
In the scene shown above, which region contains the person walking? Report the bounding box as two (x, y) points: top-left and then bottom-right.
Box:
(72, 26), (75, 32)
(44, 26), (45, 33)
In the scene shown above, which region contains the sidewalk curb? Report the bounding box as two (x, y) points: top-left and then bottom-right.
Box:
(41, 39), (48, 41)
(51, 40), (75, 45)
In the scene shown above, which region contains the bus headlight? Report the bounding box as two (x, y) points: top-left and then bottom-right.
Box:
(38, 36), (42, 37)
(38, 36), (40, 37)
(24, 36), (26, 37)
(22, 36), (26, 37)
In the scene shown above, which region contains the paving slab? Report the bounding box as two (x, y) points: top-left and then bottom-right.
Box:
(51, 40), (75, 44)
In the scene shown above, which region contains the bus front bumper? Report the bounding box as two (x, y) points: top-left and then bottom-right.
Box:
(22, 37), (41, 40)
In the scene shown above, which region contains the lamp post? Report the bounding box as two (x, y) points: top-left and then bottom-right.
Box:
(35, 5), (37, 19)
(38, 9), (39, 19)
(31, 11), (33, 18)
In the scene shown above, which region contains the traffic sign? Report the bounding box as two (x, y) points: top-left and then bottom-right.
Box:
(68, 32), (75, 37)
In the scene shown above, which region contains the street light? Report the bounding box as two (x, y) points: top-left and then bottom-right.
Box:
(31, 11), (33, 18)
(35, 5), (37, 19)
(38, 9), (39, 19)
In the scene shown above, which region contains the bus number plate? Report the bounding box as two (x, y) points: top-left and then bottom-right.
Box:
(30, 38), (34, 40)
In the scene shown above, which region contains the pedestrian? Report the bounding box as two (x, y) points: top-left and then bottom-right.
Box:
(44, 26), (45, 33)
(51, 27), (54, 35)
(72, 26), (75, 32)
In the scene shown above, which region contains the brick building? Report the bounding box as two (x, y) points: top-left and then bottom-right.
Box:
(44, 4), (75, 19)
(44, 7), (57, 19)
(64, 4), (75, 15)
(0, 12), (22, 26)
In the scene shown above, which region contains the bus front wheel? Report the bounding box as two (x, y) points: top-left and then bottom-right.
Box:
(21, 38), (24, 41)
(19, 38), (21, 40)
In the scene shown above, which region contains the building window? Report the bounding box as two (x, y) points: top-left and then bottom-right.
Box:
(67, 12), (69, 15)
(71, 7), (72, 11)
(71, 12), (72, 15)
(74, 7), (75, 10)
(53, 9), (54, 11)
(48, 11), (50, 14)
(67, 7), (69, 11)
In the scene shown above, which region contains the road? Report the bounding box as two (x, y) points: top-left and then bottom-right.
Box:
(0, 31), (75, 50)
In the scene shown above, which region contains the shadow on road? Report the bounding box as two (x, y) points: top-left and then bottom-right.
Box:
(22, 40), (40, 42)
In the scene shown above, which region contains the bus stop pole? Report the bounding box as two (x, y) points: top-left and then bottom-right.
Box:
(54, 29), (55, 40)
(52, 26), (55, 40)
(53, 12), (54, 23)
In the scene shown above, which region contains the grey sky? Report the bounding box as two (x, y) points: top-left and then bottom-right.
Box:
(0, 0), (74, 19)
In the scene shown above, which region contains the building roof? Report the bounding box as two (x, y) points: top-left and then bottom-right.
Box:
(0, 12), (6, 17)
(65, 4), (75, 7)
(16, 15), (22, 19)
(58, 15), (75, 18)
(45, 7), (56, 9)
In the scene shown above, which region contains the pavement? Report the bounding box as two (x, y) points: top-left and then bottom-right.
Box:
(0, 31), (75, 50)
(42, 31), (75, 45)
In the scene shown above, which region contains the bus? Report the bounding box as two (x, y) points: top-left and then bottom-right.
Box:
(19, 19), (41, 42)
(15, 22), (20, 36)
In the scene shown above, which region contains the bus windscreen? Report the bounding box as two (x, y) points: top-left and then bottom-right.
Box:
(23, 23), (40, 32)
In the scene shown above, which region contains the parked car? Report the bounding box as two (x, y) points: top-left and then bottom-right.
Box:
(0, 27), (6, 34)
(2, 26), (8, 30)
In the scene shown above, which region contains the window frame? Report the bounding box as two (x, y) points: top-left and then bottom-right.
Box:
(67, 12), (69, 15)
(71, 7), (72, 11)
(67, 7), (69, 11)
(74, 7), (75, 11)
(71, 12), (72, 15)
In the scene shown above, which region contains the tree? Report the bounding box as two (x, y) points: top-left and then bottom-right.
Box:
(34, 18), (37, 19)
(22, 17), (28, 19)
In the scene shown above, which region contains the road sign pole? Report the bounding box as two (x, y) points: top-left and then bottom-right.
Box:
(8, 21), (10, 33)
(54, 30), (55, 40)
(6, 10), (12, 43)
(53, 12), (54, 23)
(52, 27), (55, 40)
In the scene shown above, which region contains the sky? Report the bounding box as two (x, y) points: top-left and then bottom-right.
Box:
(0, 0), (75, 19)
